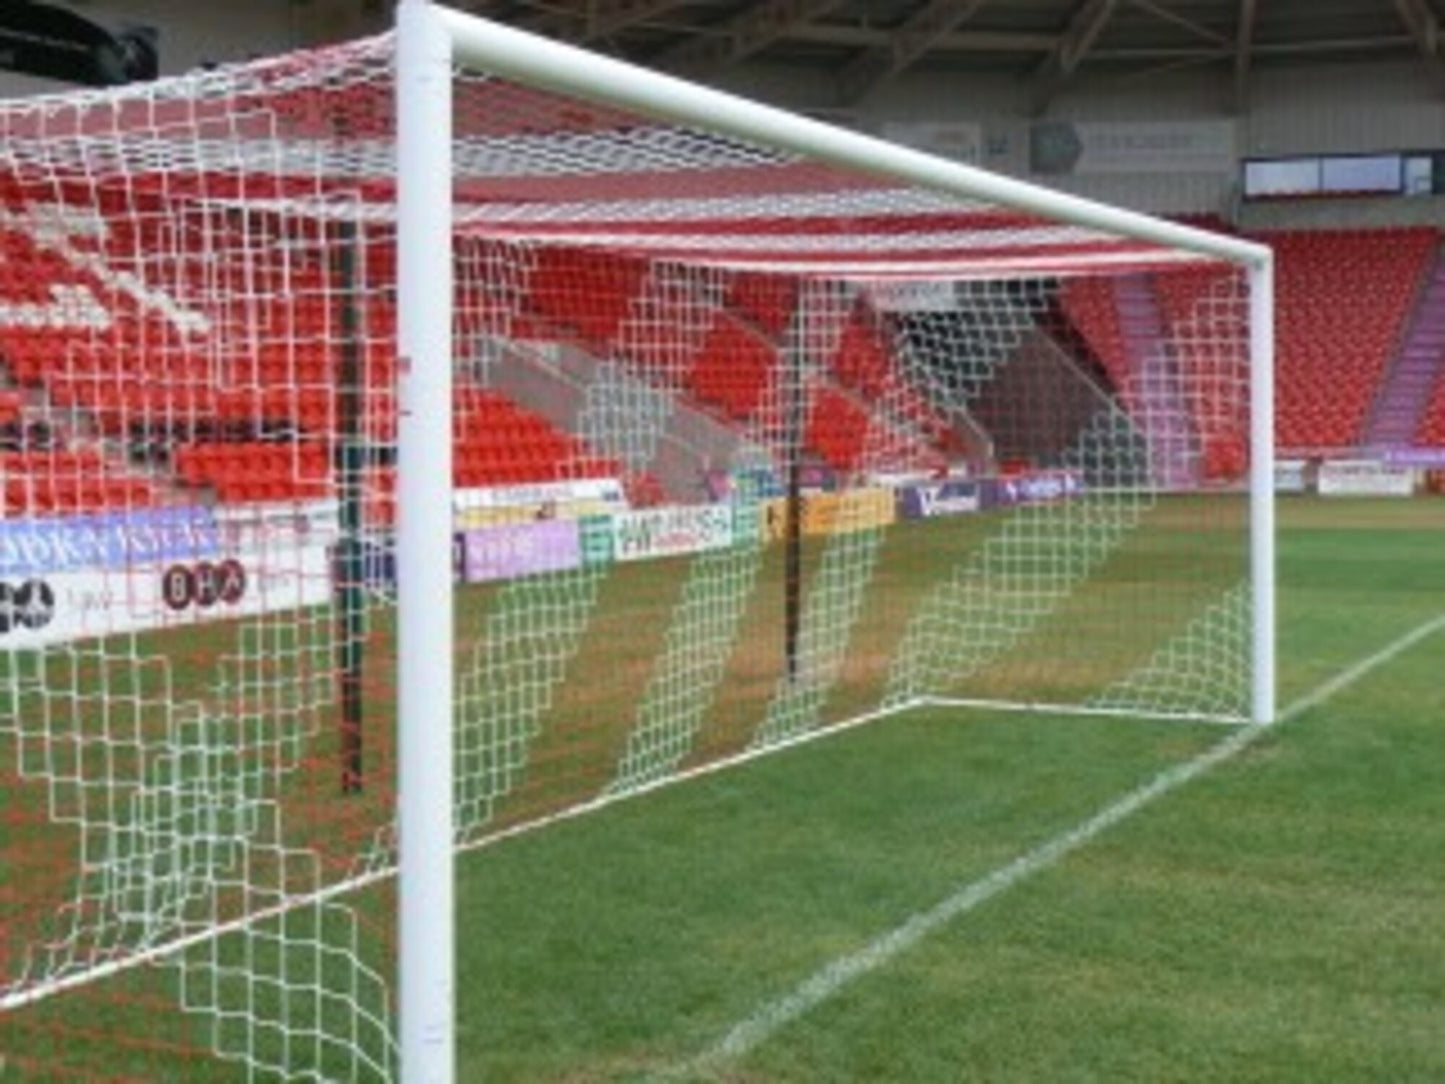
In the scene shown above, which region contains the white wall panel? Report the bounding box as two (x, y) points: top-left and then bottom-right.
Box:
(728, 55), (1442, 216)
(1245, 61), (1445, 155)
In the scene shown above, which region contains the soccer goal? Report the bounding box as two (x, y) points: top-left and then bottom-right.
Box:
(0, 1), (1272, 1078)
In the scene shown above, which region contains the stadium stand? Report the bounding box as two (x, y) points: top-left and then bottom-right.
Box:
(0, 199), (642, 514)
(3, 178), (1442, 520)
(1063, 225), (1444, 460)
(1267, 226), (1437, 450)
(687, 313), (777, 420)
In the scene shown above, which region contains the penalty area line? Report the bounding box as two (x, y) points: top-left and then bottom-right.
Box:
(666, 611), (1445, 1081)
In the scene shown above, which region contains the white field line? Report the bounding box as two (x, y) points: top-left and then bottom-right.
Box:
(918, 695), (1247, 727)
(0, 697), (928, 1015)
(669, 611), (1445, 1081)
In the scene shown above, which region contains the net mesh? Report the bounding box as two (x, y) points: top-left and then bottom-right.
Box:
(0, 30), (1255, 1080)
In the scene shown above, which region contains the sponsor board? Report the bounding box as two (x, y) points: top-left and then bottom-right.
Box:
(0, 579), (57, 636)
(462, 520), (582, 583)
(1030, 119), (1236, 176)
(864, 280), (961, 313)
(580, 515), (615, 567)
(0, 505), (218, 577)
(1317, 460), (1417, 498)
(706, 466), (838, 502)
(161, 559), (247, 611)
(216, 499), (339, 553)
(613, 505), (734, 562)
(762, 489), (897, 541)
(0, 545), (331, 649)
(355, 534), (466, 599)
(897, 480), (981, 519)
(1274, 459), (1309, 495)
(454, 498), (618, 531)
(1382, 447), (1445, 467)
(453, 478), (625, 514)
(987, 470), (1085, 508)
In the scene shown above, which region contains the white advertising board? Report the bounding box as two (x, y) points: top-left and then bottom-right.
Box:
(612, 505), (733, 562)
(1274, 459), (1309, 495)
(0, 544), (332, 649)
(453, 478), (625, 513)
(1031, 120), (1236, 176)
(0, 501), (340, 649)
(1317, 460), (1417, 497)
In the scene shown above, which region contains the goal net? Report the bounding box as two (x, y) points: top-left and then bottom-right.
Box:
(0, 6), (1272, 1079)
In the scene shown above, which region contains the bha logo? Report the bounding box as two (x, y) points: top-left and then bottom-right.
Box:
(0, 578), (56, 633)
(162, 559), (246, 611)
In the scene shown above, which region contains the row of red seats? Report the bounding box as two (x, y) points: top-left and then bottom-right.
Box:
(3, 476), (157, 515)
(1061, 277), (1132, 395)
(2, 445), (158, 514)
(1266, 227), (1437, 448)
(686, 317), (775, 420)
(806, 388), (871, 472)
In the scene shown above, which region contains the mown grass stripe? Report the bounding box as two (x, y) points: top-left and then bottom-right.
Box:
(671, 609), (1445, 1080)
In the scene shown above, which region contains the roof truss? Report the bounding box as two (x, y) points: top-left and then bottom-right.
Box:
(1031, 0), (1121, 113)
(1391, 0), (1445, 91)
(1233, 0), (1257, 111)
(652, 0), (851, 71)
(835, 0), (992, 105)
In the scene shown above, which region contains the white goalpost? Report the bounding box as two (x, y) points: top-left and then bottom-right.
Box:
(0, 1), (1272, 1079)
(398, 2), (1272, 1079)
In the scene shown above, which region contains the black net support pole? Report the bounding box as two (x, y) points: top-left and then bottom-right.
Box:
(333, 212), (366, 795)
(783, 316), (805, 684)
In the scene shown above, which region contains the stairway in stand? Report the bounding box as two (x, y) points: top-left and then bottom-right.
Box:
(1114, 274), (1197, 489)
(1363, 245), (1445, 448)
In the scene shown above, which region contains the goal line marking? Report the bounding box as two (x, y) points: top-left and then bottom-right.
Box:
(668, 611), (1445, 1080)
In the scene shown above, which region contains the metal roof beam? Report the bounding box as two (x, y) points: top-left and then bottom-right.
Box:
(589, 1), (691, 41)
(1128, 0), (1231, 45)
(653, 0), (850, 71)
(1392, 0), (1445, 93)
(835, 0), (991, 105)
(1093, 35), (1413, 60)
(1031, 0), (1121, 113)
(515, 0), (691, 43)
(1233, 0), (1257, 113)
(790, 24), (1057, 52)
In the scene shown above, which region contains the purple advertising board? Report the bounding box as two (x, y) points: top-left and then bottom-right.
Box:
(1382, 447), (1445, 467)
(897, 479), (981, 520)
(0, 505), (218, 577)
(462, 519), (582, 583)
(984, 469), (1085, 509)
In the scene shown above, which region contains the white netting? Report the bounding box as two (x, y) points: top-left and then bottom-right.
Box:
(0, 27), (1256, 1080)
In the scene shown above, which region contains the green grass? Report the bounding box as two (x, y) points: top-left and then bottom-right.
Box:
(453, 497), (1445, 1082)
(2, 497), (1443, 1080)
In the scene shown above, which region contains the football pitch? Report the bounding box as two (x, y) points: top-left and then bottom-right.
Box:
(3, 496), (1444, 1081)
(447, 498), (1445, 1082)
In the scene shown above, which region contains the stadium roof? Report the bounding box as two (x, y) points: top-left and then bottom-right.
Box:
(456, 0), (1445, 111)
